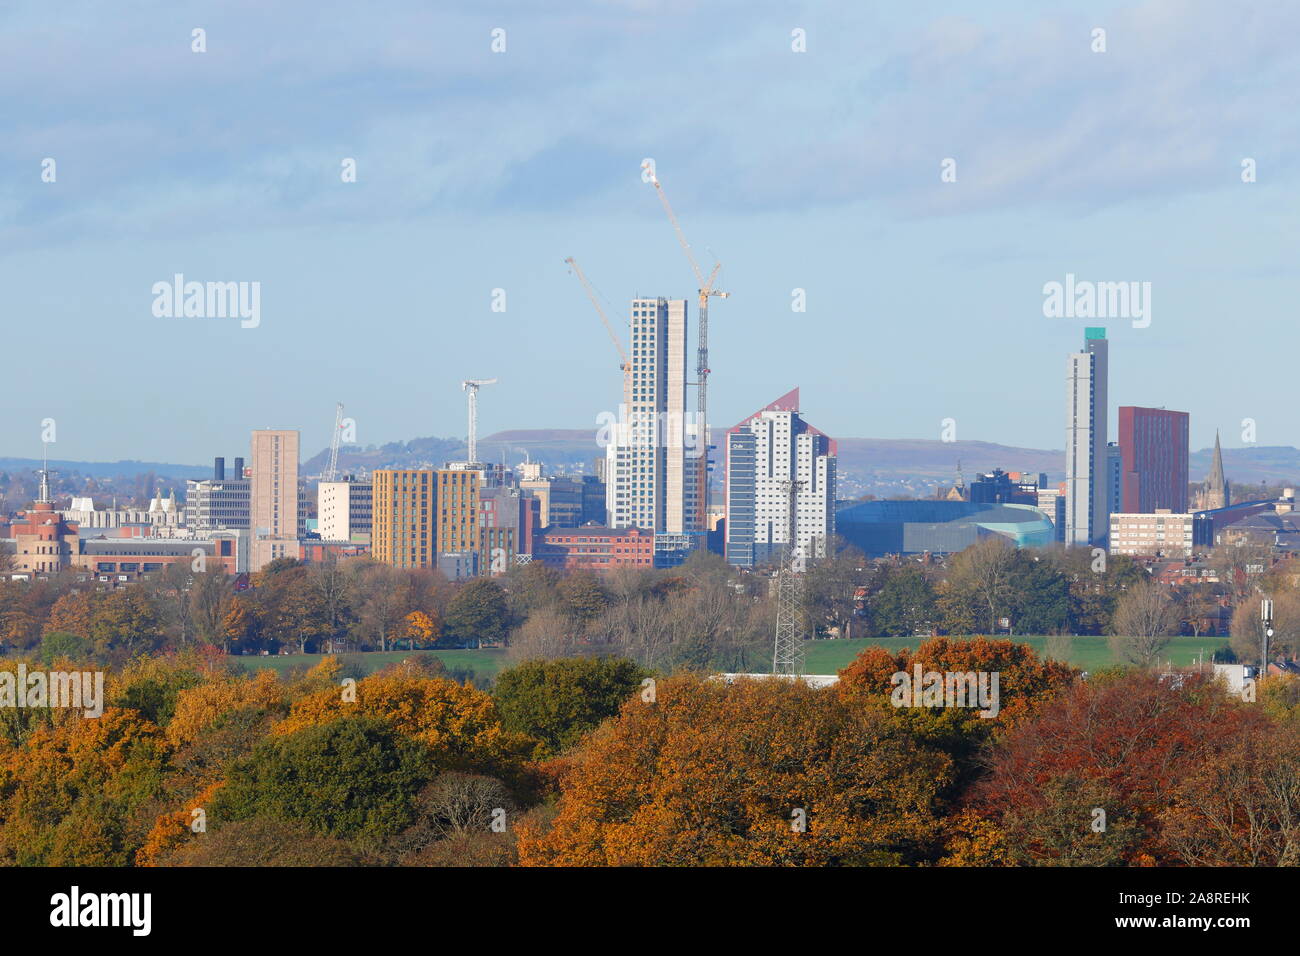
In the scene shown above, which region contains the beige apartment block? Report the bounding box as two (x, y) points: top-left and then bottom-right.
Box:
(249, 429), (300, 571)
(1108, 509), (1194, 557)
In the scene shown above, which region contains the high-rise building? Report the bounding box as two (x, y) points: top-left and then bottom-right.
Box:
(437, 467), (482, 557)
(723, 388), (836, 568)
(1118, 406), (1190, 514)
(317, 478), (373, 542)
(371, 469), (435, 569)
(1065, 328), (1109, 546)
(604, 297), (699, 539)
(249, 429), (301, 570)
(1107, 442), (1123, 515)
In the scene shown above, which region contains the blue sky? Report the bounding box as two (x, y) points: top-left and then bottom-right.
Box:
(4, 0), (1297, 464)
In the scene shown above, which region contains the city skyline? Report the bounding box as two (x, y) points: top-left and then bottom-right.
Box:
(5, 2), (1299, 462)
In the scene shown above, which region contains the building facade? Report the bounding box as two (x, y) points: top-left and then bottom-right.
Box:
(723, 388), (837, 568)
(185, 458), (251, 533)
(534, 526), (655, 572)
(317, 478), (373, 542)
(371, 469), (436, 569)
(604, 297), (699, 538)
(1109, 510), (1195, 558)
(249, 430), (301, 570)
(1065, 328), (1110, 546)
(1118, 406), (1189, 514)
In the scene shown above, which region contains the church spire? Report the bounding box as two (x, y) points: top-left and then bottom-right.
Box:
(1208, 430), (1225, 491)
(1202, 430), (1229, 510)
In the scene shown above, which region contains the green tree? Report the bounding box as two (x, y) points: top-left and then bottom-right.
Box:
(1008, 553), (1070, 634)
(212, 717), (432, 843)
(442, 579), (509, 647)
(494, 656), (649, 759)
(870, 566), (937, 637)
(556, 571), (608, 630)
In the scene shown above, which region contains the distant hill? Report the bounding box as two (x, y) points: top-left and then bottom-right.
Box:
(0, 458), (211, 480)
(9, 437), (1300, 502)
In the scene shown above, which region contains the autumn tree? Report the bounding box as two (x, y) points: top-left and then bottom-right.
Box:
(1230, 590), (1300, 665)
(517, 674), (953, 866)
(403, 610), (439, 650)
(942, 536), (1018, 634)
(961, 670), (1275, 865)
(1109, 577), (1177, 667)
(838, 636), (1078, 786)
(1159, 719), (1300, 866)
(556, 571), (608, 632)
(0, 708), (170, 866)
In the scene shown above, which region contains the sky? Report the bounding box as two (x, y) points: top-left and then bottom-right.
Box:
(4, 0), (1298, 465)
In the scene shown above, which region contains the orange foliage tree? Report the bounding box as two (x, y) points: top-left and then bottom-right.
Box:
(274, 674), (531, 778)
(517, 674), (953, 866)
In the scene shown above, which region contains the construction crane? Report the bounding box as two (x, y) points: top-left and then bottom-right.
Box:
(324, 402), (345, 482)
(565, 257), (631, 409)
(641, 160), (729, 528)
(461, 378), (498, 464)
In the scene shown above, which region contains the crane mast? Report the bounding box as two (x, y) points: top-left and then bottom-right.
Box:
(325, 402), (344, 481)
(641, 161), (728, 533)
(461, 378), (498, 464)
(565, 257), (631, 410)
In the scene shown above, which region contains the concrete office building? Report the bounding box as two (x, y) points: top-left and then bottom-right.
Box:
(724, 388), (836, 568)
(1065, 328), (1110, 546)
(185, 456), (251, 534)
(317, 478), (373, 542)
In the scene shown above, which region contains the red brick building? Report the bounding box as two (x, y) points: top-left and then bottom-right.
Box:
(1118, 406), (1189, 514)
(534, 526), (653, 572)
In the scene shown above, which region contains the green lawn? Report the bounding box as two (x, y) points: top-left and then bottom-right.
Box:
(229, 634), (1229, 684)
(796, 635), (1229, 675)
(229, 648), (510, 681)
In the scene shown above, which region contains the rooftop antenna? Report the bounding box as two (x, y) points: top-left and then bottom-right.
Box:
(37, 442), (53, 504)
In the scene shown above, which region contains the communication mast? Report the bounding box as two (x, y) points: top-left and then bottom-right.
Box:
(773, 479), (806, 675)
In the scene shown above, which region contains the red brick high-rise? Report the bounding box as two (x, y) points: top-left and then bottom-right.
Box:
(1118, 406), (1189, 514)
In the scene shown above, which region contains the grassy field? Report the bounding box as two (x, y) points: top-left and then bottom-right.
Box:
(798, 635), (1229, 674)
(230, 648), (510, 680)
(230, 634), (1230, 683)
